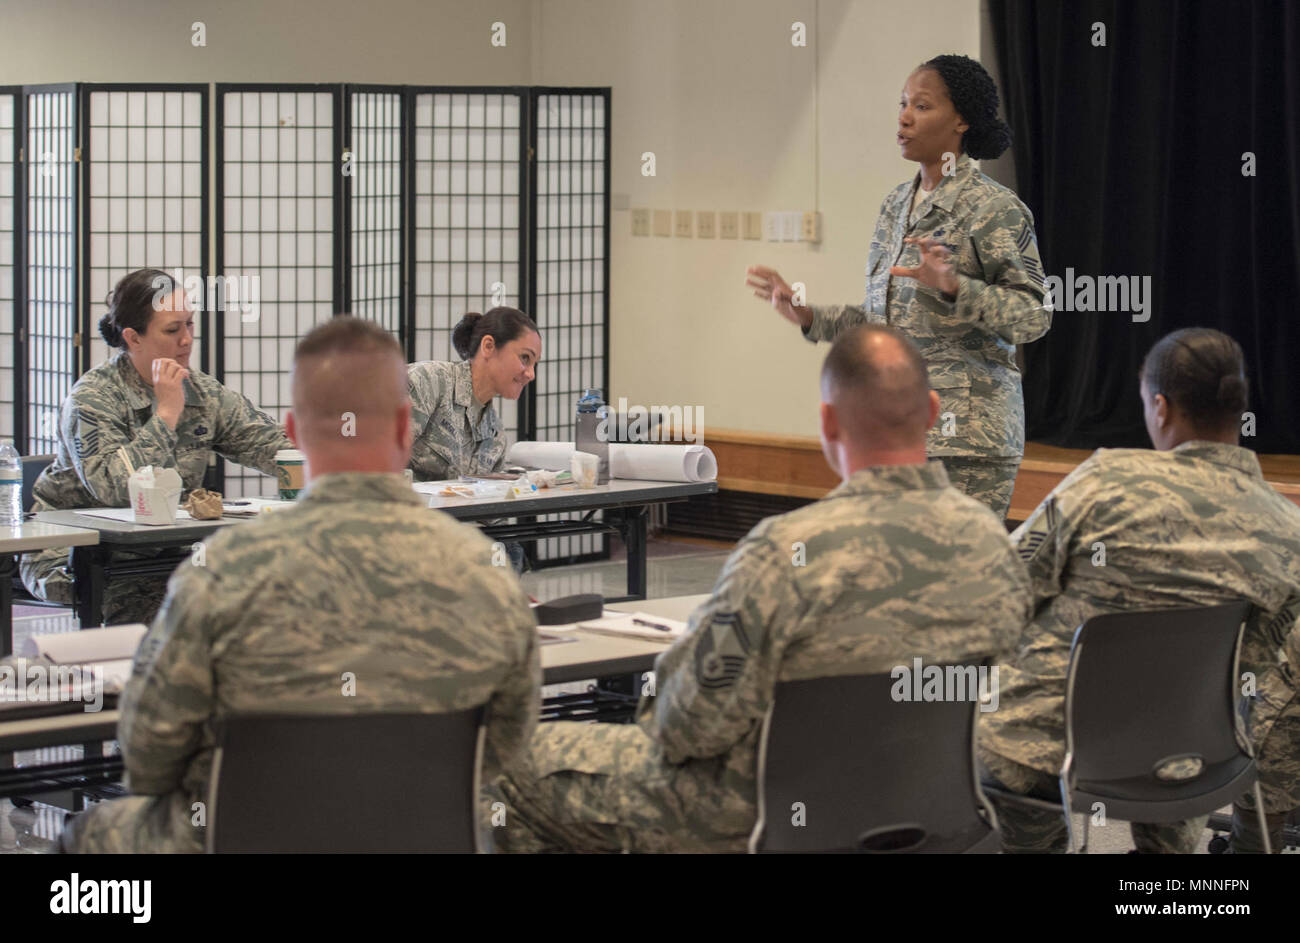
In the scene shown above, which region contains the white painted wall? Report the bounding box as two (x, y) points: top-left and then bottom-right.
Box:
(0, 0), (985, 437)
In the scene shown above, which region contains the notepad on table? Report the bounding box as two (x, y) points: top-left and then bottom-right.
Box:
(12, 623), (148, 697)
(575, 612), (688, 642)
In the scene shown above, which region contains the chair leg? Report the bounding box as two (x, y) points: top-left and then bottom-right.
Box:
(1058, 778), (1080, 854)
(1252, 781), (1273, 855)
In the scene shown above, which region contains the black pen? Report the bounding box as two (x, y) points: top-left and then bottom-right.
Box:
(632, 617), (674, 633)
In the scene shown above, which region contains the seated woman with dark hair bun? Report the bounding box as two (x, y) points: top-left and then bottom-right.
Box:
(406, 307), (542, 481)
(21, 268), (291, 624)
(979, 327), (1300, 855)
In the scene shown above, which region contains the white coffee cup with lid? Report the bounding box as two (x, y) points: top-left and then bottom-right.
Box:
(275, 449), (306, 500)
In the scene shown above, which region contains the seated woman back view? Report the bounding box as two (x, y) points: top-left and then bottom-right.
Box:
(980, 327), (1300, 854)
(21, 268), (291, 624)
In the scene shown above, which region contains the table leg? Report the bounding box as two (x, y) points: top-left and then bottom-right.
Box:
(71, 545), (107, 629)
(0, 553), (14, 657)
(622, 506), (648, 600)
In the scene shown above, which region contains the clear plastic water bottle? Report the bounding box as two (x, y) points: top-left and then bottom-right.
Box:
(0, 439), (22, 526)
(575, 389), (610, 484)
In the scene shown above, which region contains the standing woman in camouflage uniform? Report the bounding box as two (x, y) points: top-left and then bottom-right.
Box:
(20, 269), (290, 623)
(406, 307), (541, 481)
(747, 54), (1050, 518)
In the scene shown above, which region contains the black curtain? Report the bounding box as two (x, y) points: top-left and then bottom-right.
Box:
(989, 0), (1300, 453)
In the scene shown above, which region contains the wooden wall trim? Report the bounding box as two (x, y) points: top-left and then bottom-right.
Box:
(699, 428), (1300, 518)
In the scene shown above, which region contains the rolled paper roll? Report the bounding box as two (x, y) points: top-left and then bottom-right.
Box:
(506, 441), (717, 483)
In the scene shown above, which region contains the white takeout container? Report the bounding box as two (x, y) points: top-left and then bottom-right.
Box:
(127, 467), (184, 525)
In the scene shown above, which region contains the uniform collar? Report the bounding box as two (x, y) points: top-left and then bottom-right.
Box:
(452, 359), (480, 411)
(112, 350), (202, 409)
(300, 471), (427, 506)
(452, 358), (499, 436)
(1170, 440), (1263, 479)
(828, 460), (951, 498)
(909, 152), (976, 216)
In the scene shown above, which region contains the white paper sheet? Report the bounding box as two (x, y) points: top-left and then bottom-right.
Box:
(21, 624), (148, 664)
(75, 498), (292, 524)
(576, 611), (687, 642)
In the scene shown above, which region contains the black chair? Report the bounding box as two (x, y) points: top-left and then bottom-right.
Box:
(10, 455), (64, 609)
(206, 709), (485, 853)
(985, 601), (1270, 853)
(21, 454), (54, 513)
(748, 668), (1000, 853)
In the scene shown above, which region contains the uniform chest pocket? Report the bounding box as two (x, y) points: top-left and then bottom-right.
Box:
(928, 361), (972, 419)
(175, 421), (215, 457)
(174, 419), (216, 485)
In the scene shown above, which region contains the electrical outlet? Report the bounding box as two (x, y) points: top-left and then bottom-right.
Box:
(631, 208), (650, 237)
(743, 211), (762, 240)
(802, 211), (821, 244)
(675, 210), (693, 238)
(653, 209), (672, 237)
(719, 211), (739, 239)
(696, 211), (716, 238)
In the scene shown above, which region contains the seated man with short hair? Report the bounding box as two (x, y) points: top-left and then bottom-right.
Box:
(489, 325), (1032, 853)
(62, 316), (540, 853)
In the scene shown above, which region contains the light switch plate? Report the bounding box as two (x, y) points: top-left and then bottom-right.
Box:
(802, 211), (821, 244)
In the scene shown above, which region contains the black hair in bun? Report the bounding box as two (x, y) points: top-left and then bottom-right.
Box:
(451, 307), (539, 360)
(100, 268), (177, 349)
(1140, 328), (1250, 432)
(920, 54), (1013, 160)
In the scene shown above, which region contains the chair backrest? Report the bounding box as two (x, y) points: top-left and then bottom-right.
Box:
(1064, 601), (1253, 787)
(207, 709), (485, 853)
(750, 668), (995, 853)
(21, 454), (53, 512)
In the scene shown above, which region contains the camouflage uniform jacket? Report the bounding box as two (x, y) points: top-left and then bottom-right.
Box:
(805, 153), (1051, 458)
(116, 472), (540, 850)
(632, 461), (1031, 835)
(980, 441), (1300, 775)
(29, 351), (288, 510)
(407, 359), (506, 481)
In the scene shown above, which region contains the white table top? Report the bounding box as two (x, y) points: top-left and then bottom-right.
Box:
(539, 594), (709, 684)
(608, 594), (710, 623)
(0, 706), (121, 751)
(0, 520), (101, 554)
(0, 595), (716, 747)
(423, 478), (712, 513)
(34, 478), (716, 540)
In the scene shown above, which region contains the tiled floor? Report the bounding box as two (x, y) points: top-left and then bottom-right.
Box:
(0, 538), (1273, 853)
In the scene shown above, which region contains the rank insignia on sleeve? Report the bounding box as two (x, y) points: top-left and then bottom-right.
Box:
(1023, 257), (1046, 291)
(1016, 497), (1059, 562)
(1015, 222), (1034, 253)
(74, 425), (99, 459)
(695, 612), (749, 690)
